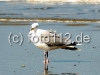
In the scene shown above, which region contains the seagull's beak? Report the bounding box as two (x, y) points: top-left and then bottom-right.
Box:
(31, 28), (34, 31)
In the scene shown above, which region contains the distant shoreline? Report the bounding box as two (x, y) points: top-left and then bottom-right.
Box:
(0, 18), (100, 23)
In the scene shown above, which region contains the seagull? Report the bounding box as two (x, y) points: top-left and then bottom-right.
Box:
(28, 23), (81, 64)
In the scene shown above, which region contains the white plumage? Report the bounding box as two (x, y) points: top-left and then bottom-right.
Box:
(28, 23), (80, 64)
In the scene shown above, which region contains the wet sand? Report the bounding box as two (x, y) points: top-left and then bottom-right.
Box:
(0, 22), (100, 75)
(0, 1), (100, 75)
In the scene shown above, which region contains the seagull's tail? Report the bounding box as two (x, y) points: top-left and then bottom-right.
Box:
(63, 46), (81, 51)
(61, 42), (81, 51)
(68, 42), (82, 46)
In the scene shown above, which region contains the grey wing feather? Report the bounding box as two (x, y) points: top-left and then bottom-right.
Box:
(40, 29), (71, 46)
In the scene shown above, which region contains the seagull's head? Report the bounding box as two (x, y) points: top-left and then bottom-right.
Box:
(31, 23), (39, 31)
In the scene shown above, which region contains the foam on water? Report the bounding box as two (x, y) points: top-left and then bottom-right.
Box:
(0, 0), (100, 3)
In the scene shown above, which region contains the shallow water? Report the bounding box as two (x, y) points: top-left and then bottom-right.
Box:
(0, 1), (100, 75)
(0, 1), (100, 20)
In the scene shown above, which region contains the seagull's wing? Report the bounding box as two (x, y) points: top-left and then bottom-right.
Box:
(40, 29), (71, 46)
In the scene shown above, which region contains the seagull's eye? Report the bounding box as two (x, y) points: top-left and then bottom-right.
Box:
(31, 28), (34, 30)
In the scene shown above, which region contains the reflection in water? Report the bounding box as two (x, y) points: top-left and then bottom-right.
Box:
(40, 63), (79, 75)
(43, 64), (49, 75)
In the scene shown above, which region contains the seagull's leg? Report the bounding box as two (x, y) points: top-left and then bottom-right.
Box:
(43, 51), (49, 64)
(44, 51), (46, 64)
(46, 51), (49, 63)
